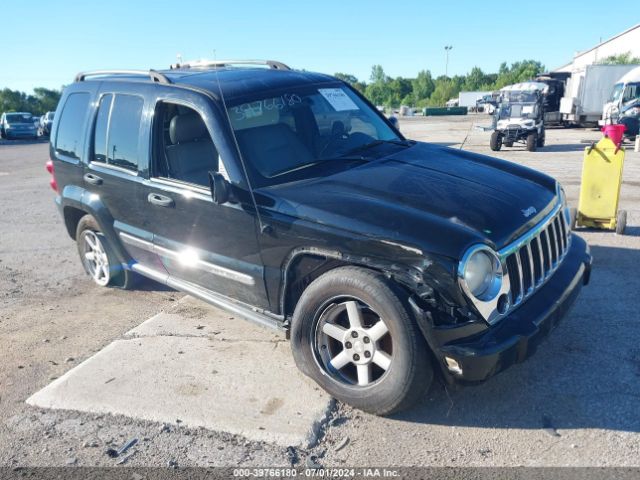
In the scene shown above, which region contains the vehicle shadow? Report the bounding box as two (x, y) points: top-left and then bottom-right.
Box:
(0, 138), (49, 146)
(621, 225), (640, 237)
(135, 277), (174, 292)
(540, 144), (587, 153)
(393, 243), (640, 433)
(573, 225), (640, 238)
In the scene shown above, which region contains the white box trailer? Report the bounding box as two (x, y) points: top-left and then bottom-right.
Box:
(560, 64), (640, 125)
(458, 91), (492, 109)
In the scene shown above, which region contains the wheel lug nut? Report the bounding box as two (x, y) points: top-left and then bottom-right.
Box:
(363, 337), (370, 344)
(353, 354), (360, 361)
(351, 331), (358, 338)
(364, 351), (371, 358)
(345, 341), (352, 349)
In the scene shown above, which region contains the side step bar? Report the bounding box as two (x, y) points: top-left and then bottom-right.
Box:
(132, 264), (286, 335)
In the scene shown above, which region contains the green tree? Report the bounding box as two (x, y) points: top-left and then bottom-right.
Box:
(334, 73), (366, 94)
(463, 67), (491, 91)
(428, 79), (459, 107)
(386, 77), (412, 107)
(369, 64), (389, 84)
(0, 88), (30, 113)
(412, 70), (435, 104)
(597, 51), (640, 65)
(334, 73), (358, 85)
(0, 87), (62, 116)
(32, 88), (62, 114)
(494, 60), (545, 88)
(364, 82), (388, 106)
(356, 60), (545, 108)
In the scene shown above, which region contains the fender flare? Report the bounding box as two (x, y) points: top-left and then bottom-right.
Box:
(279, 246), (425, 317)
(60, 185), (132, 266)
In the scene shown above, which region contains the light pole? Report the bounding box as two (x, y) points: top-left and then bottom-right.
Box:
(444, 45), (453, 77)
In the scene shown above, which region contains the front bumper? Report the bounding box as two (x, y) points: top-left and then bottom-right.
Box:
(425, 234), (591, 383)
(6, 128), (37, 138)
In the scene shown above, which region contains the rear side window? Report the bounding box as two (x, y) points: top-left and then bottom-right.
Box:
(55, 92), (90, 160)
(92, 93), (144, 171)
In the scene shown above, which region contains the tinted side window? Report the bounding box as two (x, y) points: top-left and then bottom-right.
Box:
(152, 101), (219, 187)
(92, 94), (112, 164)
(55, 92), (90, 160)
(107, 95), (144, 171)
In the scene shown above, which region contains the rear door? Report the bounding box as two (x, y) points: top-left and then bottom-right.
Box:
(82, 85), (165, 273)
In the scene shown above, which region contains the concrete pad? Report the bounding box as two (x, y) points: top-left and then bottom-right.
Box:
(27, 297), (332, 447)
(126, 301), (282, 342)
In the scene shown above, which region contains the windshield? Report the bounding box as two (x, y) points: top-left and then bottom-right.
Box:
(622, 82), (640, 105)
(226, 84), (402, 186)
(497, 102), (538, 120)
(502, 91), (539, 103)
(6, 113), (32, 124)
(609, 83), (624, 103)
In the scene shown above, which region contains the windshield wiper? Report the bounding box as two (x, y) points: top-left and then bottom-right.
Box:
(342, 139), (413, 157)
(270, 156), (369, 178)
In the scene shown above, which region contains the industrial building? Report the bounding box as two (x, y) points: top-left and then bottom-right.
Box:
(555, 23), (640, 72)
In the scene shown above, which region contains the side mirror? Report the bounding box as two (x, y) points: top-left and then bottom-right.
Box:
(388, 115), (399, 130)
(208, 171), (230, 205)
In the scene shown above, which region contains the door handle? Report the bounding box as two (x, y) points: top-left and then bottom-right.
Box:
(84, 173), (103, 185)
(147, 192), (174, 208)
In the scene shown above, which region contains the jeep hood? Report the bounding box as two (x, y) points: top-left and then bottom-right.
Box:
(261, 142), (558, 259)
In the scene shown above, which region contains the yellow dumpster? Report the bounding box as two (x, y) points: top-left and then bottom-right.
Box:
(575, 136), (627, 234)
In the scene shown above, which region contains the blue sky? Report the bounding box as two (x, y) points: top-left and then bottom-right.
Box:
(3, 0), (638, 92)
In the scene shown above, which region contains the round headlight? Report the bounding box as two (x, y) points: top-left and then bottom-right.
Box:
(460, 247), (503, 301)
(464, 250), (495, 297)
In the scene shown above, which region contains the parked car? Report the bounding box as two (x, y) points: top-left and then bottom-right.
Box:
(47, 61), (592, 415)
(39, 111), (55, 136)
(0, 112), (38, 139)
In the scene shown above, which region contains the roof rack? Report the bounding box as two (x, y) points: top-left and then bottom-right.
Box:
(169, 59), (291, 71)
(74, 69), (171, 84)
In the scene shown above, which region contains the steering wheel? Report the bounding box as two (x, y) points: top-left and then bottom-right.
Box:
(318, 121), (348, 158)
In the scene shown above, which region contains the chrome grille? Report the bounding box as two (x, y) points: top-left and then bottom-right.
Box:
(502, 208), (571, 308)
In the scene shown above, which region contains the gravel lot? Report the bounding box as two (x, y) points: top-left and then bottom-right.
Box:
(1, 116), (639, 469)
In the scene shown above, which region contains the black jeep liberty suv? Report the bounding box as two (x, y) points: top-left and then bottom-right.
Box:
(47, 60), (592, 415)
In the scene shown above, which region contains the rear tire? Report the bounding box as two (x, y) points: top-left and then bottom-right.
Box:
(616, 210), (627, 235)
(76, 214), (137, 289)
(290, 266), (433, 415)
(490, 131), (502, 151)
(537, 127), (545, 147)
(526, 132), (537, 152)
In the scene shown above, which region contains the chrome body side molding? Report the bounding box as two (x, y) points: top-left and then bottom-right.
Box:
(119, 232), (255, 286)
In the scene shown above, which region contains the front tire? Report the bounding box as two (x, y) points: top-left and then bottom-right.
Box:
(526, 132), (537, 151)
(537, 127), (545, 147)
(290, 266), (433, 415)
(76, 215), (137, 289)
(490, 131), (502, 151)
